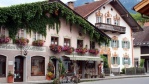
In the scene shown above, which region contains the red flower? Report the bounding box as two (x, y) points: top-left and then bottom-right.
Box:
(50, 44), (62, 53)
(0, 36), (10, 44)
(89, 49), (99, 55)
(76, 48), (88, 54)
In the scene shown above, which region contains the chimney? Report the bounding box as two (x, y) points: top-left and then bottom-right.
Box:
(67, 1), (74, 10)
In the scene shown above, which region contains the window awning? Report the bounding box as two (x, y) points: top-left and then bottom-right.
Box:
(64, 55), (103, 61)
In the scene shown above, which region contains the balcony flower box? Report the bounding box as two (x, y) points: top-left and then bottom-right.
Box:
(62, 46), (70, 51)
(50, 44), (62, 53)
(76, 48), (88, 54)
(67, 47), (74, 54)
(14, 37), (29, 46)
(0, 36), (10, 44)
(89, 49), (99, 55)
(32, 40), (44, 46)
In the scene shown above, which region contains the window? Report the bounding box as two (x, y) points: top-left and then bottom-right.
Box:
(90, 41), (95, 49)
(77, 40), (83, 48)
(51, 37), (58, 45)
(31, 56), (45, 76)
(111, 40), (119, 48)
(122, 41), (130, 49)
(16, 29), (26, 38)
(64, 38), (70, 46)
(33, 32), (42, 41)
(0, 55), (6, 77)
(0, 27), (6, 36)
(96, 16), (102, 23)
(134, 58), (139, 67)
(111, 57), (120, 65)
(106, 18), (111, 24)
(123, 57), (130, 65)
(114, 20), (119, 25)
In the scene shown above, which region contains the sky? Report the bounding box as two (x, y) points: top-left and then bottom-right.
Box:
(0, 0), (75, 7)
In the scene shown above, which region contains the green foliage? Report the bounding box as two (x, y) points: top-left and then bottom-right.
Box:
(131, 13), (149, 26)
(121, 68), (125, 74)
(100, 55), (109, 68)
(0, 1), (110, 45)
(140, 59), (145, 67)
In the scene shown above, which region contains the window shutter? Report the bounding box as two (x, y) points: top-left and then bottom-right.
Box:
(122, 57), (124, 65)
(128, 58), (131, 65)
(117, 57), (120, 65)
(122, 41), (124, 48)
(117, 40), (119, 48)
(111, 40), (114, 47)
(111, 57), (114, 64)
(128, 41), (130, 49)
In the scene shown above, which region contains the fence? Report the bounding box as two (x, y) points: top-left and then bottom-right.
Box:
(125, 67), (145, 75)
(104, 68), (120, 76)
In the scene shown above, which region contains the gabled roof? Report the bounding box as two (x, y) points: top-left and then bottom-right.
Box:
(74, 0), (143, 32)
(133, 26), (149, 47)
(133, 0), (149, 16)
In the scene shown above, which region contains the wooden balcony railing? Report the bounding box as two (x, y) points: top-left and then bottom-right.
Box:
(95, 23), (126, 34)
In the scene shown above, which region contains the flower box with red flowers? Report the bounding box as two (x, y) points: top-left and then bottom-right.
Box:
(0, 35), (10, 44)
(67, 47), (74, 54)
(76, 48), (88, 54)
(49, 44), (62, 53)
(32, 40), (44, 46)
(14, 37), (29, 46)
(89, 49), (99, 55)
(62, 46), (70, 51)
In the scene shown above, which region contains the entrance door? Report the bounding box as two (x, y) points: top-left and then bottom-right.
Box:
(14, 56), (24, 82)
(147, 60), (149, 73)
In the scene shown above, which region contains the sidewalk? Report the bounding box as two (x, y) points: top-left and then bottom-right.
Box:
(1, 74), (149, 84)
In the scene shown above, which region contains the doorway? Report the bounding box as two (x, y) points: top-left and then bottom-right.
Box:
(14, 56), (24, 82)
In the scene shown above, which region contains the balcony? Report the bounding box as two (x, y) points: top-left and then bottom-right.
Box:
(95, 23), (126, 34)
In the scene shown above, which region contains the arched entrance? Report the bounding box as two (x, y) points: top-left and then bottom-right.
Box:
(14, 56), (24, 82)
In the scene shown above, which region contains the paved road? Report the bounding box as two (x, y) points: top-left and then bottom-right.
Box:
(79, 77), (149, 84)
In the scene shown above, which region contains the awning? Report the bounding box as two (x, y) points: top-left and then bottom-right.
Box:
(64, 55), (103, 61)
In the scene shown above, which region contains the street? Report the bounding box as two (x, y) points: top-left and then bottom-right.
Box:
(79, 77), (149, 84)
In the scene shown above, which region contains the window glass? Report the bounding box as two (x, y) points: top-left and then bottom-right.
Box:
(77, 40), (83, 48)
(113, 57), (118, 64)
(96, 16), (102, 23)
(51, 37), (58, 45)
(64, 38), (70, 46)
(114, 20), (119, 25)
(0, 55), (6, 77)
(90, 41), (95, 49)
(107, 18), (111, 24)
(31, 56), (45, 76)
(33, 32), (42, 41)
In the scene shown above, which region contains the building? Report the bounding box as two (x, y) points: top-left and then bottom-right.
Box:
(0, 0), (110, 83)
(73, 0), (142, 72)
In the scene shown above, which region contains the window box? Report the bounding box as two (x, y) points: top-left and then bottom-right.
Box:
(0, 35), (10, 44)
(50, 44), (62, 53)
(62, 46), (70, 51)
(89, 49), (99, 55)
(14, 37), (29, 46)
(32, 40), (44, 46)
(76, 48), (88, 54)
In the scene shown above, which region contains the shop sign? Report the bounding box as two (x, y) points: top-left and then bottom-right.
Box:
(0, 44), (46, 52)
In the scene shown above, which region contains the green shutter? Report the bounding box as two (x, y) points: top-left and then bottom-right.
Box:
(128, 58), (131, 65)
(122, 57), (124, 65)
(128, 41), (130, 49)
(122, 41), (124, 48)
(117, 40), (119, 48)
(111, 40), (114, 47)
(117, 57), (120, 65)
(111, 57), (114, 64)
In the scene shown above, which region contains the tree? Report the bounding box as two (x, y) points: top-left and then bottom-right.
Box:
(100, 55), (109, 68)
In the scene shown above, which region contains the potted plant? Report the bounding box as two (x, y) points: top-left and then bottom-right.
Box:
(89, 49), (99, 55)
(7, 71), (14, 83)
(14, 37), (29, 46)
(67, 47), (74, 54)
(0, 35), (10, 44)
(49, 44), (62, 53)
(76, 48), (88, 54)
(46, 72), (54, 80)
(32, 39), (44, 46)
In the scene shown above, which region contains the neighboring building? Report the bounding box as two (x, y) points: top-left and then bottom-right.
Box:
(0, 0), (110, 83)
(133, 0), (149, 16)
(73, 0), (142, 71)
(133, 26), (149, 72)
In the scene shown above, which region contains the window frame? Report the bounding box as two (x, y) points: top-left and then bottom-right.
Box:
(114, 19), (120, 26)
(113, 57), (118, 64)
(106, 18), (111, 24)
(90, 41), (95, 49)
(0, 55), (6, 77)
(96, 16), (103, 23)
(111, 40), (119, 48)
(33, 32), (43, 41)
(31, 56), (45, 76)
(51, 36), (59, 45)
(64, 38), (70, 47)
(77, 40), (83, 48)
(16, 29), (26, 39)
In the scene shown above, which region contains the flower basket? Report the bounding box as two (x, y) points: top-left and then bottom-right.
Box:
(7, 71), (14, 83)
(76, 48), (88, 54)
(14, 37), (29, 46)
(50, 44), (62, 53)
(32, 40), (44, 46)
(67, 47), (74, 54)
(0, 35), (10, 44)
(62, 46), (70, 51)
(89, 49), (99, 55)
(46, 72), (54, 80)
